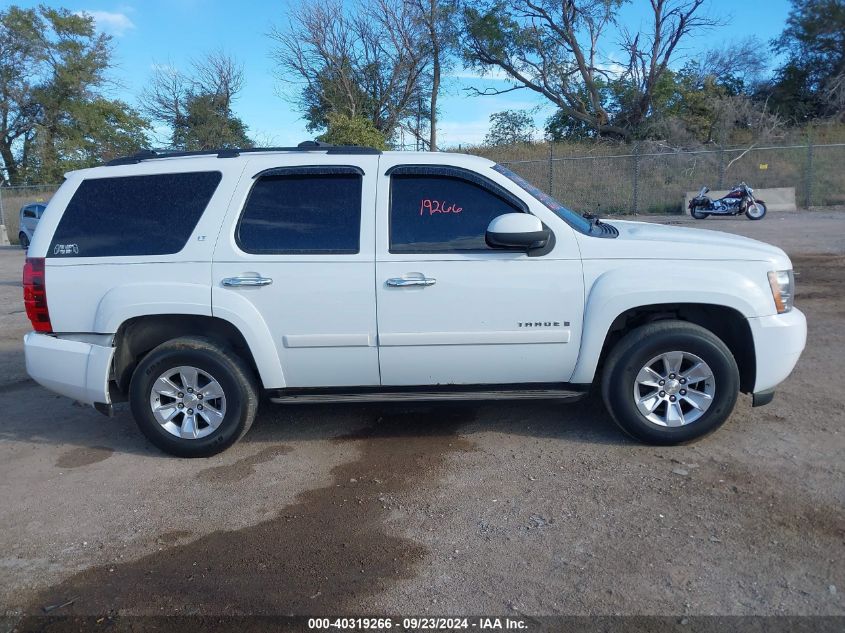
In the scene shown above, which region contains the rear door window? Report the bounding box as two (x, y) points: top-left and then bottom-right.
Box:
(49, 172), (222, 258)
(236, 168), (362, 255)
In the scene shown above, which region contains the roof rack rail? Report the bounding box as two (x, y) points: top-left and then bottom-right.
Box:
(105, 140), (381, 166)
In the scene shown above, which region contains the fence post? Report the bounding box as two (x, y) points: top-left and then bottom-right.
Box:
(805, 137), (814, 209)
(718, 146), (726, 189)
(632, 142), (640, 214)
(0, 187), (7, 246)
(548, 142), (554, 196)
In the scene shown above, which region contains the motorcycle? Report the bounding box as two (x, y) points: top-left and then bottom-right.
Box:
(688, 182), (767, 221)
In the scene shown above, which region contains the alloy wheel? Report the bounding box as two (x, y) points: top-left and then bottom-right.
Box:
(633, 351), (715, 427)
(148, 365), (227, 439)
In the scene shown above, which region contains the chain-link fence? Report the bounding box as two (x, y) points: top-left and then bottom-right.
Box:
(478, 141), (845, 214)
(1, 141), (843, 244)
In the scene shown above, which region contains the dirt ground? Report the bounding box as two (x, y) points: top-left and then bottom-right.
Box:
(0, 211), (843, 621)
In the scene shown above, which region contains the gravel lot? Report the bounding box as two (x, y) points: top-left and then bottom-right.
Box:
(0, 211), (843, 620)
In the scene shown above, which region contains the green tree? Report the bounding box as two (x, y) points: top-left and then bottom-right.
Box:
(768, 0), (845, 122)
(145, 51), (252, 151)
(36, 97), (150, 182)
(0, 6), (149, 184)
(316, 113), (388, 149)
(483, 110), (535, 145)
(174, 93), (252, 151)
(461, 0), (717, 140)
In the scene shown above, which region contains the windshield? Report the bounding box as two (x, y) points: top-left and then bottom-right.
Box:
(492, 164), (592, 233)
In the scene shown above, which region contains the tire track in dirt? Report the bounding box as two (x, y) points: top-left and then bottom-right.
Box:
(22, 406), (477, 616)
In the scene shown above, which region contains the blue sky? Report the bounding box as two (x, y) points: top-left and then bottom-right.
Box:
(16, 0), (793, 147)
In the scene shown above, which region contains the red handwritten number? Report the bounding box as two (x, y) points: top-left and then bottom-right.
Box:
(419, 198), (463, 216)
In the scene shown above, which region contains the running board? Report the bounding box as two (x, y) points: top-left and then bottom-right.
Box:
(268, 386), (588, 404)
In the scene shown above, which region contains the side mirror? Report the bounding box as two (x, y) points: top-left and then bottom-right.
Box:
(485, 213), (550, 251)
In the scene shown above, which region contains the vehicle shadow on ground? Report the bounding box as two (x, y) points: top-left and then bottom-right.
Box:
(0, 383), (629, 458)
(251, 393), (627, 445)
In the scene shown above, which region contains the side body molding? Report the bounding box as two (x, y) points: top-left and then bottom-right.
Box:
(569, 263), (775, 384)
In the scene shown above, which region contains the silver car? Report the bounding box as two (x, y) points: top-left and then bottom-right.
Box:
(18, 202), (46, 249)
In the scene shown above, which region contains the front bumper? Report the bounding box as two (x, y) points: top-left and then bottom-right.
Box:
(24, 332), (114, 406)
(747, 308), (807, 394)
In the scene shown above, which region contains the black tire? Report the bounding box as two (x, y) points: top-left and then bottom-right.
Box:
(19, 232), (29, 249)
(129, 336), (258, 457)
(601, 321), (739, 445)
(690, 208), (709, 219)
(745, 201), (767, 220)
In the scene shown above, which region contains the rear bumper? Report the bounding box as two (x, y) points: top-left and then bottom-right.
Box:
(24, 332), (114, 406)
(747, 308), (807, 393)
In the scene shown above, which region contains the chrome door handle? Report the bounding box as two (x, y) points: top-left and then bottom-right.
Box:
(222, 276), (273, 287)
(386, 277), (436, 287)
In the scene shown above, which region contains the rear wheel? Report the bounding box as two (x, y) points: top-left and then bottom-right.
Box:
(601, 321), (739, 445)
(18, 232), (29, 249)
(129, 336), (258, 457)
(745, 201), (767, 220)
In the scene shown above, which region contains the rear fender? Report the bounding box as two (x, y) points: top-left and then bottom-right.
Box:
(95, 283), (211, 333)
(96, 283), (284, 390)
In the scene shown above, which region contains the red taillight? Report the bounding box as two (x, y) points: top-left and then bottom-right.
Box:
(23, 257), (52, 333)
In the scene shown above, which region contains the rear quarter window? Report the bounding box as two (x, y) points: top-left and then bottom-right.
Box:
(49, 172), (222, 258)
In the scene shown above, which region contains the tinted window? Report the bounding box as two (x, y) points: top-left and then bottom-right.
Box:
(23, 208), (36, 218)
(390, 174), (522, 252)
(236, 173), (361, 254)
(49, 172), (221, 258)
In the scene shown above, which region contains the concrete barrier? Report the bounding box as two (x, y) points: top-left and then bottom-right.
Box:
(684, 187), (797, 213)
(0, 225), (8, 246)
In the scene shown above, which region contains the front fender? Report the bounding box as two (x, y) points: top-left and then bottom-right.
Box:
(569, 263), (774, 384)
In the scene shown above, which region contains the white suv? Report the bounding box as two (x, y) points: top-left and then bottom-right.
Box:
(22, 142), (807, 456)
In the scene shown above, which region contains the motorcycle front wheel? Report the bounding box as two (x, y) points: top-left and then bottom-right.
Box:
(691, 207), (709, 219)
(745, 202), (767, 220)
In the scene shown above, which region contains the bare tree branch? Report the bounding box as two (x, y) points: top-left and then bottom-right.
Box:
(269, 0), (430, 141)
(461, 0), (718, 139)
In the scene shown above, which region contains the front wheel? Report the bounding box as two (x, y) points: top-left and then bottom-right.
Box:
(601, 321), (739, 445)
(129, 336), (258, 457)
(690, 208), (709, 219)
(745, 201), (767, 220)
(18, 232), (29, 249)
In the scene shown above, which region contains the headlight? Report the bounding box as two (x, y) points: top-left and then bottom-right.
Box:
(768, 270), (794, 313)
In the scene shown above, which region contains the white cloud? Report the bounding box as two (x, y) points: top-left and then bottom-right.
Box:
(442, 88), (557, 146)
(446, 67), (513, 82)
(149, 62), (179, 76)
(76, 10), (135, 36)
